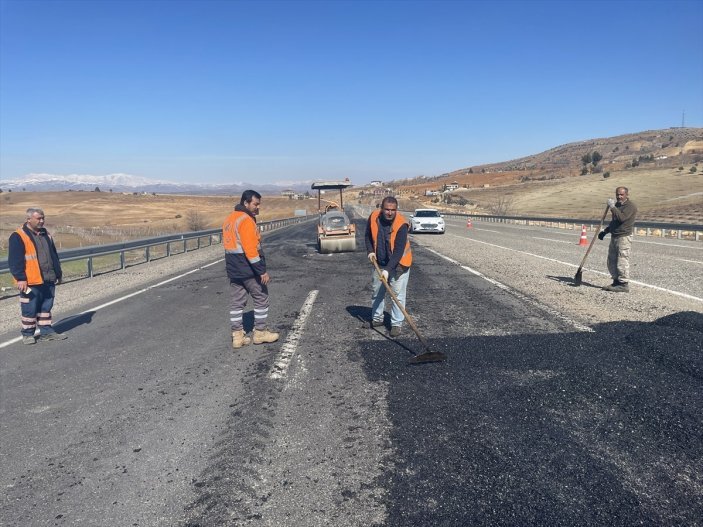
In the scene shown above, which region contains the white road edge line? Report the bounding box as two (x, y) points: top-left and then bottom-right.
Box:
(446, 233), (703, 303)
(0, 258), (225, 350)
(269, 289), (319, 380)
(425, 248), (595, 333)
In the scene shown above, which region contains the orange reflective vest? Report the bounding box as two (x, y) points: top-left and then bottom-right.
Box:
(14, 228), (44, 285)
(369, 210), (412, 267)
(223, 210), (262, 263)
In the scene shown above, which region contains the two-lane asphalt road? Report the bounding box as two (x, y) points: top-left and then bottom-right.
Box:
(1, 219), (701, 526)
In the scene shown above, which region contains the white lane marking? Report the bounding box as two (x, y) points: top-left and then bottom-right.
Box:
(0, 259), (225, 350)
(449, 221), (702, 247)
(533, 237), (573, 244)
(426, 248), (595, 333)
(443, 233), (703, 303)
(637, 240), (702, 250)
(677, 258), (703, 264)
(269, 289), (318, 380)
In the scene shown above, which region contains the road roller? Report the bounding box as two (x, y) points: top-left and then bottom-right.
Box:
(311, 180), (357, 254)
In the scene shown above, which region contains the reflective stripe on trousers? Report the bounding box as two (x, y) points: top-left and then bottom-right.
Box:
(229, 277), (270, 331)
(19, 282), (56, 337)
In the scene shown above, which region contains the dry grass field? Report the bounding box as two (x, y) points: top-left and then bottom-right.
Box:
(1, 164), (701, 255)
(355, 166), (702, 223)
(0, 192), (317, 252)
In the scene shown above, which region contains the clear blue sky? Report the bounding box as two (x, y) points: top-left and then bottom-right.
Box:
(1, 0), (702, 186)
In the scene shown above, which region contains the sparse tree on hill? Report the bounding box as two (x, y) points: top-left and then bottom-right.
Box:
(488, 196), (514, 216)
(185, 210), (207, 231)
(94, 186), (101, 192)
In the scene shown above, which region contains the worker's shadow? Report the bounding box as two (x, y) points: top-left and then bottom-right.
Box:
(547, 275), (602, 288)
(54, 311), (96, 332)
(346, 305), (417, 355)
(347, 305), (370, 323)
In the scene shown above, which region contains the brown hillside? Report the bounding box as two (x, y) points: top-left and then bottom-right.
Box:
(352, 128), (703, 222)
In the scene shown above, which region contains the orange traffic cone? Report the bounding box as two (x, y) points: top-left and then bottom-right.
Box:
(466, 218), (473, 229)
(578, 225), (588, 246)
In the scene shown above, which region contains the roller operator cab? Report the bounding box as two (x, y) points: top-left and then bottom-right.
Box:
(410, 209), (445, 234)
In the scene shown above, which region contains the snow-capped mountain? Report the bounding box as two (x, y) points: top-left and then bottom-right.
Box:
(0, 173), (313, 194)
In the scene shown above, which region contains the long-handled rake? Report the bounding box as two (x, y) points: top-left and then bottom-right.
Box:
(371, 258), (446, 364)
(574, 205), (610, 286)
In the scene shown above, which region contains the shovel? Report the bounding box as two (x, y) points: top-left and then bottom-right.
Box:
(574, 205), (610, 286)
(371, 258), (446, 364)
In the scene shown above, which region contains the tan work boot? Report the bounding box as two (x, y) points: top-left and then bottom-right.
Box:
(232, 330), (252, 349)
(253, 328), (279, 344)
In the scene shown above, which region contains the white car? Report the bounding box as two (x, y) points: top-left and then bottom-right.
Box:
(410, 209), (445, 234)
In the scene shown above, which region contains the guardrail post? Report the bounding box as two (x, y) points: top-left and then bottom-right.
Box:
(167, 242), (171, 257)
(88, 257), (94, 278)
(146, 246), (151, 262)
(677, 230), (682, 240)
(183, 239), (187, 253)
(120, 251), (125, 269)
(197, 236), (201, 249)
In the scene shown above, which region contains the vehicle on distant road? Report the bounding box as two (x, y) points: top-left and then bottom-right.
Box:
(410, 209), (445, 234)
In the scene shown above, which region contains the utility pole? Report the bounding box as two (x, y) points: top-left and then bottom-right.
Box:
(682, 110), (685, 128)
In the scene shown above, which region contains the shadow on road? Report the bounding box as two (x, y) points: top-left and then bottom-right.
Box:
(55, 311), (96, 332)
(547, 274), (603, 288)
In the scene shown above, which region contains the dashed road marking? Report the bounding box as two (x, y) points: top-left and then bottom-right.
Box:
(637, 240), (702, 249)
(532, 236), (573, 244)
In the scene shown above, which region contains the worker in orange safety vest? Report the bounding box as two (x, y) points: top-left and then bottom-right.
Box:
(223, 190), (280, 349)
(365, 196), (412, 338)
(8, 207), (67, 345)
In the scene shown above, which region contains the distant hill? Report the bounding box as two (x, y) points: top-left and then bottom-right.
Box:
(350, 127), (703, 223)
(376, 127), (703, 192)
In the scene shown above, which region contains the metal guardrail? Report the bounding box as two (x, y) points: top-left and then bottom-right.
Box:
(438, 213), (703, 241)
(0, 215), (313, 278)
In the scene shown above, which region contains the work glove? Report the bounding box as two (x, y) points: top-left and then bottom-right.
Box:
(381, 270), (389, 281)
(607, 198), (616, 208)
(598, 231), (606, 241)
(367, 253), (376, 263)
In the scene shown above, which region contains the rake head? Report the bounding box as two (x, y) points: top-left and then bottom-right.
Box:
(408, 351), (447, 364)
